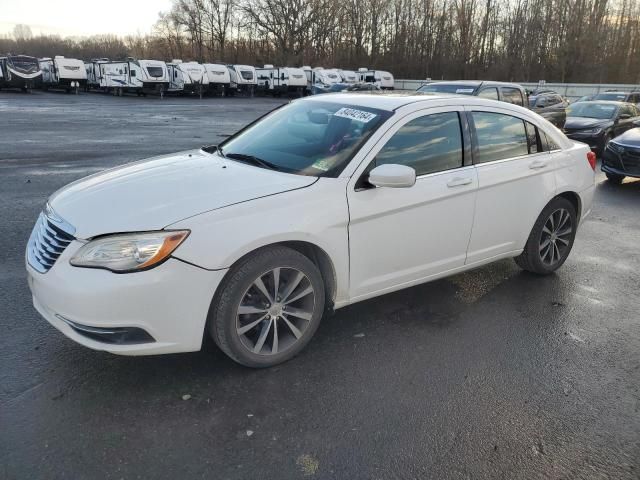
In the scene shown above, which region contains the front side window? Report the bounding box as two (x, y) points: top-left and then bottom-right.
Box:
(502, 87), (524, 106)
(472, 112), (528, 163)
(478, 88), (499, 100)
(220, 101), (391, 177)
(374, 112), (463, 176)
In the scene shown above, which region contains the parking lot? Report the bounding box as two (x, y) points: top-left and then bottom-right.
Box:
(1, 91), (639, 479)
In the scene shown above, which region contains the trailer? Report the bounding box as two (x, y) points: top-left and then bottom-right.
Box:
(202, 63), (230, 96)
(0, 54), (42, 92)
(227, 64), (257, 96)
(129, 59), (170, 96)
(39, 56), (87, 93)
(358, 68), (394, 90)
(166, 62), (185, 94)
(337, 69), (358, 83)
(256, 65), (306, 96)
(85, 58), (108, 91)
(174, 60), (208, 97)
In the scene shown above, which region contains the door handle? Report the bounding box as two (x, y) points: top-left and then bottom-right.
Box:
(447, 177), (473, 187)
(529, 159), (548, 170)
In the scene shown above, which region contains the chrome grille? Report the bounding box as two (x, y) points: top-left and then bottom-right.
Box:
(27, 206), (76, 273)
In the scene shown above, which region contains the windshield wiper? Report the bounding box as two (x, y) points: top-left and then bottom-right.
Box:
(224, 152), (280, 171)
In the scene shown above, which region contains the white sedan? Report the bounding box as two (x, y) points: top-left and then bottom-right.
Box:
(26, 94), (596, 367)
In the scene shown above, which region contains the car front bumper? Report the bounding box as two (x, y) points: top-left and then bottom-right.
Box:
(601, 145), (640, 178)
(27, 241), (227, 355)
(565, 132), (604, 151)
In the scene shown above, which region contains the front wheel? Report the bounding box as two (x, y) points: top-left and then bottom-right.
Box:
(515, 197), (577, 275)
(209, 246), (325, 368)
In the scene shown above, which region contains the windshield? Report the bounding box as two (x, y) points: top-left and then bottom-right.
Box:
(594, 93), (626, 101)
(240, 70), (254, 80)
(219, 100), (391, 177)
(418, 84), (476, 95)
(567, 103), (617, 119)
(146, 66), (164, 78)
(8, 55), (39, 74)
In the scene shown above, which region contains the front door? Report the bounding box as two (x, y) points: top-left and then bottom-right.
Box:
(347, 108), (478, 301)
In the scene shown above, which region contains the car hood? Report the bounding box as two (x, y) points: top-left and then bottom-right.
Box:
(49, 149), (317, 239)
(564, 117), (612, 130)
(612, 127), (640, 147)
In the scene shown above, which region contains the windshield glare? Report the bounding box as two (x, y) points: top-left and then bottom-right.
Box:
(418, 84), (476, 95)
(219, 100), (391, 176)
(567, 103), (617, 119)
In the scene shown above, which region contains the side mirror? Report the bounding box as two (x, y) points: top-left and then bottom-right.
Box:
(619, 113), (631, 120)
(368, 164), (416, 188)
(632, 119), (640, 127)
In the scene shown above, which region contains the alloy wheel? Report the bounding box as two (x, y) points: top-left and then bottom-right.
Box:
(539, 208), (573, 266)
(235, 267), (316, 355)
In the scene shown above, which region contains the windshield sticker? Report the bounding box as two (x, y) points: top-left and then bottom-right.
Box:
(311, 158), (333, 171)
(456, 88), (475, 93)
(334, 107), (377, 123)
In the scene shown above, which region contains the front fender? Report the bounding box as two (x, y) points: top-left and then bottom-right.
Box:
(167, 178), (351, 304)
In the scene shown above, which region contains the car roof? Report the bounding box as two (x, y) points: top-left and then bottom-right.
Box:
(303, 92), (462, 111)
(423, 80), (523, 88)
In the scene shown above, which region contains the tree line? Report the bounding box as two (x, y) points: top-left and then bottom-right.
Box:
(2, 0), (640, 84)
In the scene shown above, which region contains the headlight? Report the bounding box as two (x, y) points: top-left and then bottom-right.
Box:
(582, 128), (603, 135)
(70, 230), (189, 273)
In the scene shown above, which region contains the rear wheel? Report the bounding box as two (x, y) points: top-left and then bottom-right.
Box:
(606, 172), (625, 184)
(209, 246), (325, 368)
(515, 197), (577, 275)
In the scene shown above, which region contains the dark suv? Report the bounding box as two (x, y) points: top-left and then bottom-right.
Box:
(529, 92), (569, 128)
(417, 81), (528, 107)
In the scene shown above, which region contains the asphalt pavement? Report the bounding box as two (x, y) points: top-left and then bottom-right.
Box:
(1, 91), (639, 479)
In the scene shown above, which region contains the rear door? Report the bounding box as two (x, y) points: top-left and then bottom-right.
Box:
(347, 107), (477, 300)
(465, 108), (558, 264)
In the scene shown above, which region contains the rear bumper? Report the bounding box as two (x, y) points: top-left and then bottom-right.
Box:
(27, 242), (227, 355)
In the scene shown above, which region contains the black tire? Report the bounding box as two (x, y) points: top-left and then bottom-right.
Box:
(606, 172), (624, 184)
(515, 197), (577, 275)
(208, 246), (325, 368)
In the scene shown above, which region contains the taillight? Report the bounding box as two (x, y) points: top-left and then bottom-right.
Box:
(587, 151), (597, 171)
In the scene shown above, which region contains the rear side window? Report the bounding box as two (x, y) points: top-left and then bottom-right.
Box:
(375, 112), (463, 176)
(502, 87), (524, 106)
(525, 122), (540, 154)
(478, 88), (499, 100)
(472, 112), (528, 163)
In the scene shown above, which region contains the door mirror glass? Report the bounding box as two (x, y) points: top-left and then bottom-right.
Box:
(368, 164), (416, 188)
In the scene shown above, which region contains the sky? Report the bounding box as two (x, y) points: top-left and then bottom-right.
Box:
(0, 0), (173, 38)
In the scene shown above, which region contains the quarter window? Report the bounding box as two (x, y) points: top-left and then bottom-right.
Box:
(502, 87), (524, 106)
(525, 122), (540, 154)
(472, 112), (528, 163)
(375, 112), (463, 176)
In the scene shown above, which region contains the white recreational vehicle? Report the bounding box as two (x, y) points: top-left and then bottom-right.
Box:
(226, 64), (257, 95)
(85, 58), (108, 90)
(337, 69), (358, 83)
(202, 63), (230, 95)
(0, 54), (42, 92)
(39, 56), (86, 93)
(174, 60), (208, 97)
(90, 59), (170, 96)
(358, 68), (395, 90)
(313, 67), (342, 86)
(166, 62), (185, 94)
(256, 65), (306, 96)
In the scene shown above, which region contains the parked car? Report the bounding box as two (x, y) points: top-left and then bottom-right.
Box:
(529, 92), (568, 128)
(528, 88), (558, 105)
(417, 80), (528, 106)
(26, 94), (595, 367)
(563, 101), (640, 153)
(601, 127), (640, 183)
(593, 91), (640, 107)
